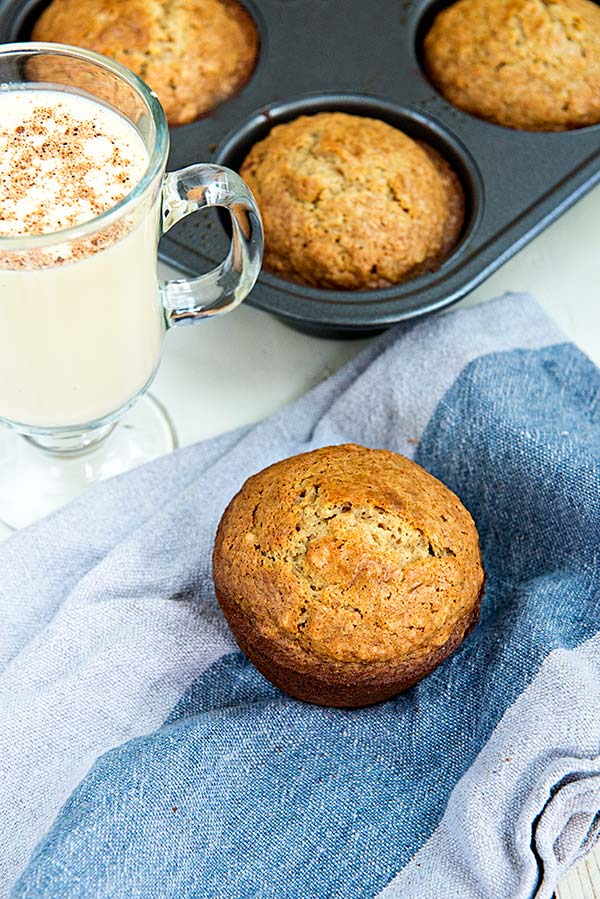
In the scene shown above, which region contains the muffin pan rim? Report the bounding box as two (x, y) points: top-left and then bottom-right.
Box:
(413, 0), (600, 136)
(0, 0), (599, 336)
(214, 91), (486, 306)
(2, 0), (266, 122)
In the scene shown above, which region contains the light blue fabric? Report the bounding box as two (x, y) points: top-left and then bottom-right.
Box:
(1, 295), (599, 899)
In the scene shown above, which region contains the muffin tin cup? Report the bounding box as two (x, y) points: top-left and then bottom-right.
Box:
(214, 93), (484, 336)
(1, 0), (600, 337)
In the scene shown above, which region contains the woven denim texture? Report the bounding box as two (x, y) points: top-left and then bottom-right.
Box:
(1, 295), (598, 899)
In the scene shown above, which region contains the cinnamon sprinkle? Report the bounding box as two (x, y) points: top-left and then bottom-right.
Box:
(0, 91), (148, 269)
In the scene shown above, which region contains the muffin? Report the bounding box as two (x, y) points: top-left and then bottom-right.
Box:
(212, 444), (485, 707)
(424, 0), (600, 131)
(238, 112), (465, 290)
(32, 0), (259, 126)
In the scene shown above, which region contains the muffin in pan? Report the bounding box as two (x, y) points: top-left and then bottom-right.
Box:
(239, 112), (465, 291)
(213, 444), (485, 708)
(32, 0), (259, 126)
(424, 0), (600, 132)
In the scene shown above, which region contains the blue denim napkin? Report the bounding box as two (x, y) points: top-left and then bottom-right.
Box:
(0, 293), (599, 899)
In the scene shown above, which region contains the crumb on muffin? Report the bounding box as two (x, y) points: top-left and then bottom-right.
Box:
(213, 444), (485, 707)
(424, 0), (600, 131)
(33, 0), (259, 126)
(239, 112), (465, 290)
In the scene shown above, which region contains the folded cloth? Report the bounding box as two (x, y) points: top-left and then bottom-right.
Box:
(0, 293), (599, 899)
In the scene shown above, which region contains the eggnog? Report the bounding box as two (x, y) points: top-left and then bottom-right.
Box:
(0, 89), (164, 429)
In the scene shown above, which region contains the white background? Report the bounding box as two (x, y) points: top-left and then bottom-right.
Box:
(153, 181), (600, 447)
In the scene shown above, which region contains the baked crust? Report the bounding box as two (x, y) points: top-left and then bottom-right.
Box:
(424, 0), (600, 131)
(212, 444), (485, 707)
(33, 0), (259, 126)
(239, 112), (465, 290)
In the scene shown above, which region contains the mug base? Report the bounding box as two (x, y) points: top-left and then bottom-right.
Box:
(0, 394), (177, 531)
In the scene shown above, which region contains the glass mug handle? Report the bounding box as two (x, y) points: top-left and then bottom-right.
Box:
(159, 164), (263, 327)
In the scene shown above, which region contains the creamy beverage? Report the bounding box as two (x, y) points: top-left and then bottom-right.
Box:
(0, 89), (164, 429)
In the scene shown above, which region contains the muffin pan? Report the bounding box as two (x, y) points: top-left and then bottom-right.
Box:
(1, 0), (600, 337)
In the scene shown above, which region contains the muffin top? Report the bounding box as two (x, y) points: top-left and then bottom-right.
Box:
(32, 0), (259, 126)
(239, 112), (465, 290)
(424, 0), (600, 131)
(213, 445), (484, 669)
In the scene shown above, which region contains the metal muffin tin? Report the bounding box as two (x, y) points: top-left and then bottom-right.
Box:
(2, 0), (600, 337)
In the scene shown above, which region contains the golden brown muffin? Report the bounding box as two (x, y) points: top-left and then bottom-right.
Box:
(238, 112), (465, 290)
(424, 0), (600, 131)
(212, 444), (485, 707)
(32, 0), (259, 126)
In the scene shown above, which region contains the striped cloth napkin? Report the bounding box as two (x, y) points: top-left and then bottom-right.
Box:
(1, 293), (599, 899)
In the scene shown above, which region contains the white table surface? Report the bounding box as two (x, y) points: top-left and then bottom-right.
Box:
(153, 180), (600, 446)
(4, 179), (600, 897)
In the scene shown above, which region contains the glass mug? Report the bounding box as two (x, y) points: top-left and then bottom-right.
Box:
(0, 43), (263, 529)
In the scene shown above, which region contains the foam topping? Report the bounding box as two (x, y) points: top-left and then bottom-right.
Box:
(0, 89), (148, 238)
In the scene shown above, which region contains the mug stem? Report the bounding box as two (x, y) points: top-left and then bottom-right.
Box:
(159, 164), (263, 327)
(25, 422), (117, 456)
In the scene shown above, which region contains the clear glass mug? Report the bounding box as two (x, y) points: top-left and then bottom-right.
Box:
(0, 43), (263, 529)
